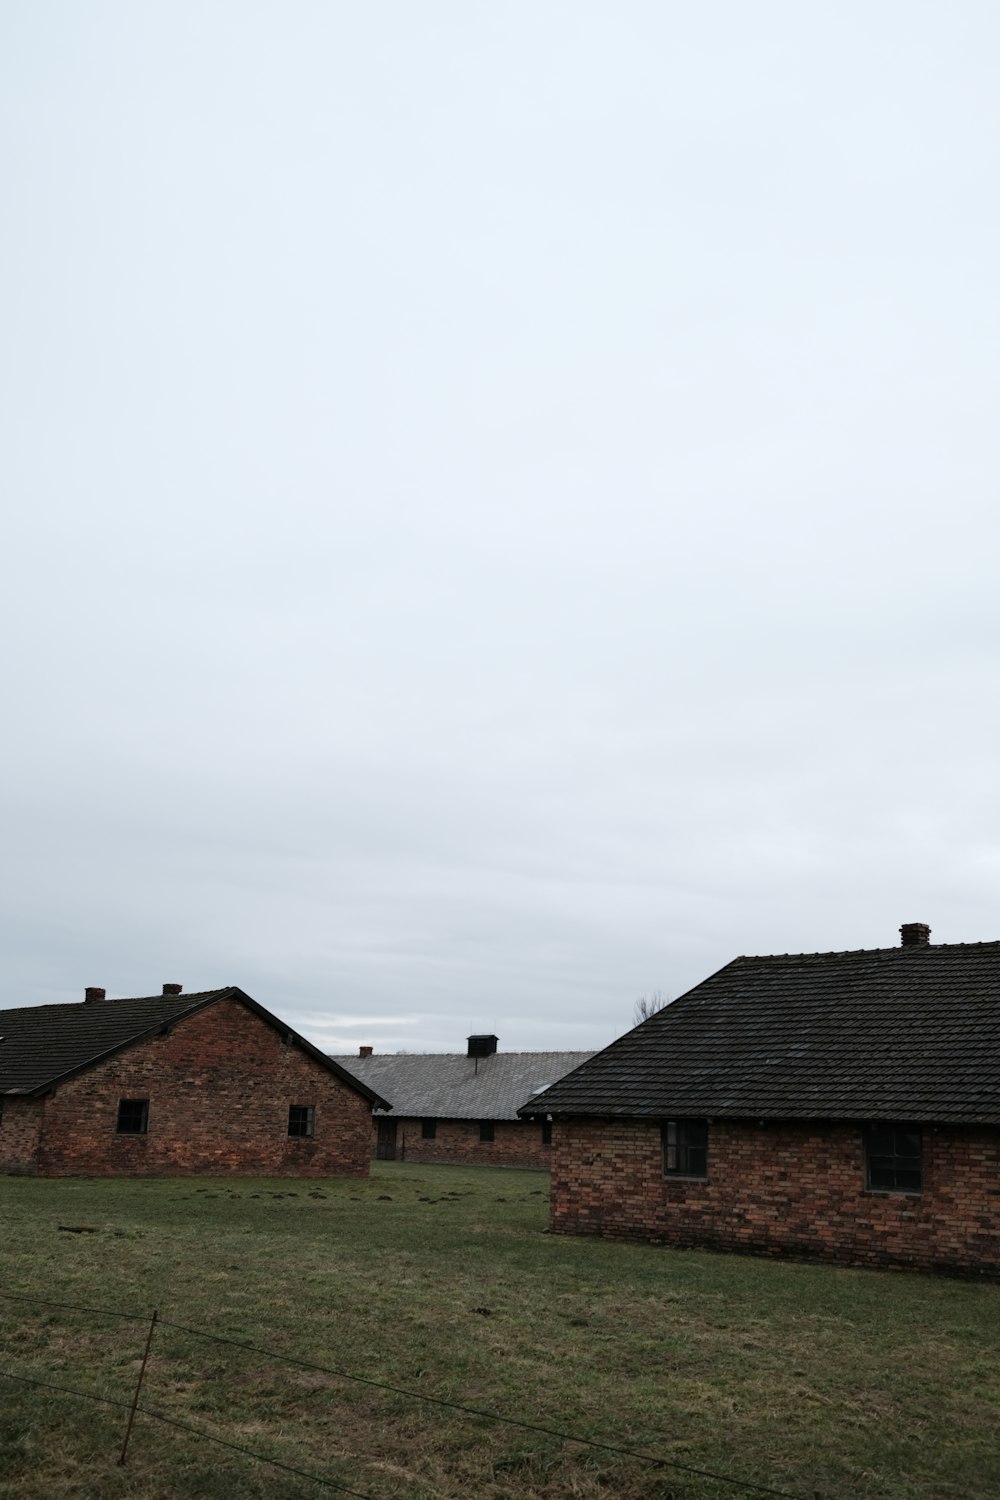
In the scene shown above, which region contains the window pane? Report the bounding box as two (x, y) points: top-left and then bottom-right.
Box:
(116, 1099), (148, 1135)
(866, 1125), (922, 1192)
(288, 1105), (315, 1138)
(686, 1146), (708, 1177)
(868, 1157), (896, 1190)
(662, 1119), (708, 1177)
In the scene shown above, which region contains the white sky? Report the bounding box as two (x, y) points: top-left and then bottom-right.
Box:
(3, 3), (999, 1054)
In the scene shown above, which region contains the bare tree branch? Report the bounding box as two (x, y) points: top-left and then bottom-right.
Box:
(633, 990), (671, 1026)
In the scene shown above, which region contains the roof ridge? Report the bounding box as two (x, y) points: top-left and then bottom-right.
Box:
(91, 987), (231, 1003)
(0, 987), (232, 1016)
(735, 940), (1000, 962)
(332, 1048), (594, 1058)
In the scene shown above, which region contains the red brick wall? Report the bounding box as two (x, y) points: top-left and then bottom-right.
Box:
(30, 997), (373, 1178)
(384, 1118), (552, 1170)
(0, 1097), (45, 1175)
(550, 1117), (1000, 1276)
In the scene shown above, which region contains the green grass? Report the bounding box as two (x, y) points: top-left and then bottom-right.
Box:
(1, 1162), (999, 1499)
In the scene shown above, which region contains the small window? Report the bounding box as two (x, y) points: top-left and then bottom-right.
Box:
(541, 1120), (552, 1146)
(288, 1105), (315, 1138)
(116, 1098), (149, 1135)
(662, 1119), (707, 1178)
(421, 1118), (437, 1139)
(479, 1120), (495, 1142)
(865, 1123), (922, 1192)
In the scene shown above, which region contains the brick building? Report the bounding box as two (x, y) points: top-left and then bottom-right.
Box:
(333, 1036), (593, 1169)
(521, 924), (1000, 1276)
(0, 985), (388, 1178)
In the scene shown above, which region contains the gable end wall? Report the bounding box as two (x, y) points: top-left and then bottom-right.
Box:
(30, 997), (372, 1178)
(550, 1118), (1000, 1276)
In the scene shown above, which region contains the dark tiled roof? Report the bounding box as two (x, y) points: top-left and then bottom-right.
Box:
(330, 1050), (594, 1121)
(0, 988), (388, 1108)
(520, 943), (1000, 1126)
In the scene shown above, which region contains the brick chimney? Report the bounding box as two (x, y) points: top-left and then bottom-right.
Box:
(162, 983), (183, 995)
(900, 922), (931, 948)
(84, 987), (106, 1003)
(359, 1045), (373, 1058)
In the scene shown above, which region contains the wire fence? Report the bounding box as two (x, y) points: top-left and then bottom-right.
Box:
(0, 1287), (809, 1500)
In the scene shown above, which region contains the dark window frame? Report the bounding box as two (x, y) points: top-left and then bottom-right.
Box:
(116, 1098), (149, 1135)
(865, 1123), (922, 1193)
(421, 1118), (437, 1140)
(288, 1104), (315, 1139)
(541, 1120), (552, 1146)
(661, 1118), (708, 1178)
(479, 1120), (495, 1143)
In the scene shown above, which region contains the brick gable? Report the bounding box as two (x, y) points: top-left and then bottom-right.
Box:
(21, 996), (372, 1178)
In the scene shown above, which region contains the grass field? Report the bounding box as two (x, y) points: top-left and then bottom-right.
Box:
(1, 1162), (999, 1500)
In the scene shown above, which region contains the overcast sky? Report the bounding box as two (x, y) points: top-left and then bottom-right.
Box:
(2, 3), (999, 1055)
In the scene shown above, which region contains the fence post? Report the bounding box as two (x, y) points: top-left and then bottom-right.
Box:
(117, 1309), (158, 1465)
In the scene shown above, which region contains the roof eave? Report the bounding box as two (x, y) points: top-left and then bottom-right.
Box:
(520, 1104), (1000, 1126)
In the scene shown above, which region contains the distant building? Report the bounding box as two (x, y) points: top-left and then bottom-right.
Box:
(333, 1035), (594, 1169)
(0, 984), (387, 1178)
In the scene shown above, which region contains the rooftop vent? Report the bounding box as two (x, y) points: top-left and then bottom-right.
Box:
(162, 983), (183, 995)
(467, 1034), (498, 1058)
(84, 987), (106, 1003)
(900, 922), (931, 948)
